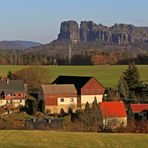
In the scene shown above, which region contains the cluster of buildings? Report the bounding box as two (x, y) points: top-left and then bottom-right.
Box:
(0, 76), (148, 129)
(0, 79), (27, 109)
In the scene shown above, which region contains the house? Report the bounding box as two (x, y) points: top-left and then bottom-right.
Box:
(52, 76), (105, 109)
(41, 84), (77, 114)
(128, 104), (148, 120)
(0, 79), (27, 108)
(99, 102), (127, 129)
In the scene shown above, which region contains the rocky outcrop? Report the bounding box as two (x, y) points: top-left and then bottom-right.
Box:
(57, 20), (148, 45)
(58, 21), (80, 43)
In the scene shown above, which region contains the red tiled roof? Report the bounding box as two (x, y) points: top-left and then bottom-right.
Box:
(99, 102), (127, 118)
(130, 104), (148, 113)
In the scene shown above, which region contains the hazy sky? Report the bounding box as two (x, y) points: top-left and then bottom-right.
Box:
(0, 0), (148, 43)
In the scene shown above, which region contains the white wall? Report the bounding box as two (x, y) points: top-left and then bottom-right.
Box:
(0, 100), (7, 106)
(0, 99), (25, 107)
(103, 117), (127, 128)
(12, 99), (25, 107)
(81, 95), (103, 104)
(57, 97), (77, 105)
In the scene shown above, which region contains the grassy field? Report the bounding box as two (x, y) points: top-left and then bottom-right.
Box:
(0, 131), (147, 148)
(0, 65), (148, 87)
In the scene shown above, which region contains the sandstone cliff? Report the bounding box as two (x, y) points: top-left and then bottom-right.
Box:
(57, 21), (148, 45)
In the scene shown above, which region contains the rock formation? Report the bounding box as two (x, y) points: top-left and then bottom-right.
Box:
(58, 21), (80, 43)
(57, 20), (148, 45)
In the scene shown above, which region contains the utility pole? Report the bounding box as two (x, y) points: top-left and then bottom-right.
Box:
(69, 45), (72, 65)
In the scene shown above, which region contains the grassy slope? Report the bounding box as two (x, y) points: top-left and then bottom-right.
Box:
(0, 65), (147, 87)
(0, 131), (147, 148)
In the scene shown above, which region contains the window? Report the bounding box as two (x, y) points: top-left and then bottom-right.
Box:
(60, 98), (64, 102)
(18, 94), (21, 96)
(13, 94), (16, 96)
(70, 98), (74, 102)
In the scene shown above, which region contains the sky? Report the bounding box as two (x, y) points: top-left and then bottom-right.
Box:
(0, 0), (148, 44)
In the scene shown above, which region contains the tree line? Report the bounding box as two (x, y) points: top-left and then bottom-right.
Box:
(0, 49), (148, 65)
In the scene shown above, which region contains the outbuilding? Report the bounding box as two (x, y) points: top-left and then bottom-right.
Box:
(99, 101), (127, 129)
(128, 104), (148, 120)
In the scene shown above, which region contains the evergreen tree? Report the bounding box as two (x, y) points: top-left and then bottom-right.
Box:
(91, 97), (100, 121)
(83, 102), (92, 128)
(122, 63), (142, 96)
(84, 102), (91, 114)
(118, 77), (129, 99)
(60, 108), (65, 116)
(7, 70), (14, 80)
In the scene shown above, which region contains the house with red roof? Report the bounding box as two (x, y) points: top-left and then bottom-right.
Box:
(99, 102), (127, 129)
(128, 104), (148, 120)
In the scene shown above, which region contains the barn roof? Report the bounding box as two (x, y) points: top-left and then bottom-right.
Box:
(130, 104), (148, 113)
(41, 84), (77, 94)
(52, 76), (102, 90)
(0, 80), (25, 93)
(99, 102), (127, 118)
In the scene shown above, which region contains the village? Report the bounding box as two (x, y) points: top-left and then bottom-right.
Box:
(0, 64), (147, 132)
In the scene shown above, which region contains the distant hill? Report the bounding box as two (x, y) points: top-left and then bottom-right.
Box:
(0, 40), (42, 50)
(0, 21), (148, 65)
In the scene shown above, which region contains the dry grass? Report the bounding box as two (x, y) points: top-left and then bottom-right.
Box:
(0, 130), (147, 148)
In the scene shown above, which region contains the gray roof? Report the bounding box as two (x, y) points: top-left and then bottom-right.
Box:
(0, 80), (25, 93)
(41, 84), (77, 94)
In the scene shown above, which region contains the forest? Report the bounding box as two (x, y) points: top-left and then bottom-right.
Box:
(0, 49), (148, 65)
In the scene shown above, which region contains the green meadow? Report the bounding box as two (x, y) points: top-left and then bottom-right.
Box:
(0, 65), (147, 87)
(0, 131), (147, 148)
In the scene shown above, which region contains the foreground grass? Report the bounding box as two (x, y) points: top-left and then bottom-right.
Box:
(0, 131), (147, 148)
(0, 65), (148, 87)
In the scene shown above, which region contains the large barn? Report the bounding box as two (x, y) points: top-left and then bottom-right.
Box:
(52, 76), (105, 109)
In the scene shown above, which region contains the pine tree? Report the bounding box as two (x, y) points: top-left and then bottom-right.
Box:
(91, 97), (100, 121)
(84, 102), (90, 112)
(122, 63), (141, 96)
(7, 70), (14, 80)
(83, 102), (92, 129)
(118, 77), (129, 99)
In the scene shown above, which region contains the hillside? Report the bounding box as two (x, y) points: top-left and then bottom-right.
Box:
(0, 40), (42, 50)
(0, 65), (147, 87)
